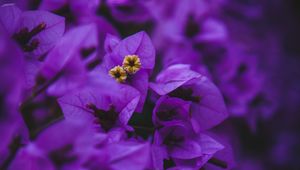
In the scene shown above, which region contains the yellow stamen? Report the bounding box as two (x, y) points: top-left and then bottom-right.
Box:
(122, 55), (141, 74)
(109, 65), (127, 83)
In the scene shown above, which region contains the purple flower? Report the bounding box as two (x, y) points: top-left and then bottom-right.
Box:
(38, 24), (98, 96)
(8, 143), (55, 170)
(58, 72), (140, 132)
(8, 120), (101, 170)
(8, 118), (150, 170)
(151, 0), (227, 51)
(152, 96), (201, 133)
(203, 132), (236, 170)
(103, 31), (155, 73)
(153, 123), (224, 170)
(217, 49), (263, 116)
(102, 31), (155, 112)
(0, 4), (65, 58)
(150, 64), (228, 130)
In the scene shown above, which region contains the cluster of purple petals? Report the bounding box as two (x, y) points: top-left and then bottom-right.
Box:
(0, 0), (298, 170)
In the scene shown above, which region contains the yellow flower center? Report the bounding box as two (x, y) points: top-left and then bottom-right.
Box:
(122, 55), (141, 74)
(109, 65), (127, 83)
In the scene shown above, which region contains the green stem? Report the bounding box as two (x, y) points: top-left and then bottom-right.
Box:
(131, 125), (155, 132)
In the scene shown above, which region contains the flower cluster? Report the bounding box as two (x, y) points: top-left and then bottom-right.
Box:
(0, 0), (291, 170)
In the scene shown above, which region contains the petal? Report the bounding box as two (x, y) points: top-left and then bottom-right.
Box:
(128, 69), (149, 112)
(35, 120), (98, 154)
(172, 134), (224, 170)
(168, 139), (202, 159)
(0, 4), (21, 35)
(195, 18), (227, 43)
(107, 141), (151, 170)
(46, 55), (87, 96)
(58, 73), (140, 127)
(104, 33), (120, 53)
(192, 134), (225, 168)
(153, 96), (191, 126)
(196, 134), (224, 156)
(119, 93), (140, 125)
(39, 24), (98, 96)
(203, 133), (235, 170)
(155, 124), (200, 159)
(20, 10), (65, 56)
(107, 31), (155, 70)
(9, 144), (55, 170)
(24, 59), (42, 89)
(40, 24), (97, 79)
(57, 75), (119, 123)
(191, 77), (228, 130)
(150, 144), (168, 170)
(106, 128), (127, 143)
(149, 64), (201, 95)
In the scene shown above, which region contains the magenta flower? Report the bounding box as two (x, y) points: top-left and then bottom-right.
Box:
(151, 0), (227, 51)
(217, 49), (263, 116)
(150, 64), (228, 130)
(58, 72), (140, 132)
(152, 96), (202, 133)
(102, 31), (155, 112)
(0, 4), (65, 58)
(153, 123), (224, 170)
(38, 24), (98, 96)
(8, 144), (56, 170)
(8, 120), (100, 170)
(203, 132), (236, 170)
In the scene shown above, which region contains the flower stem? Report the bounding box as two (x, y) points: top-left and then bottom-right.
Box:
(208, 157), (228, 169)
(21, 71), (62, 107)
(20, 72), (63, 136)
(0, 136), (23, 170)
(131, 125), (155, 132)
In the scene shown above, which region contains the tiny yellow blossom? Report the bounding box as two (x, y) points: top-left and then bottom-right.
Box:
(109, 65), (127, 83)
(122, 55), (141, 74)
